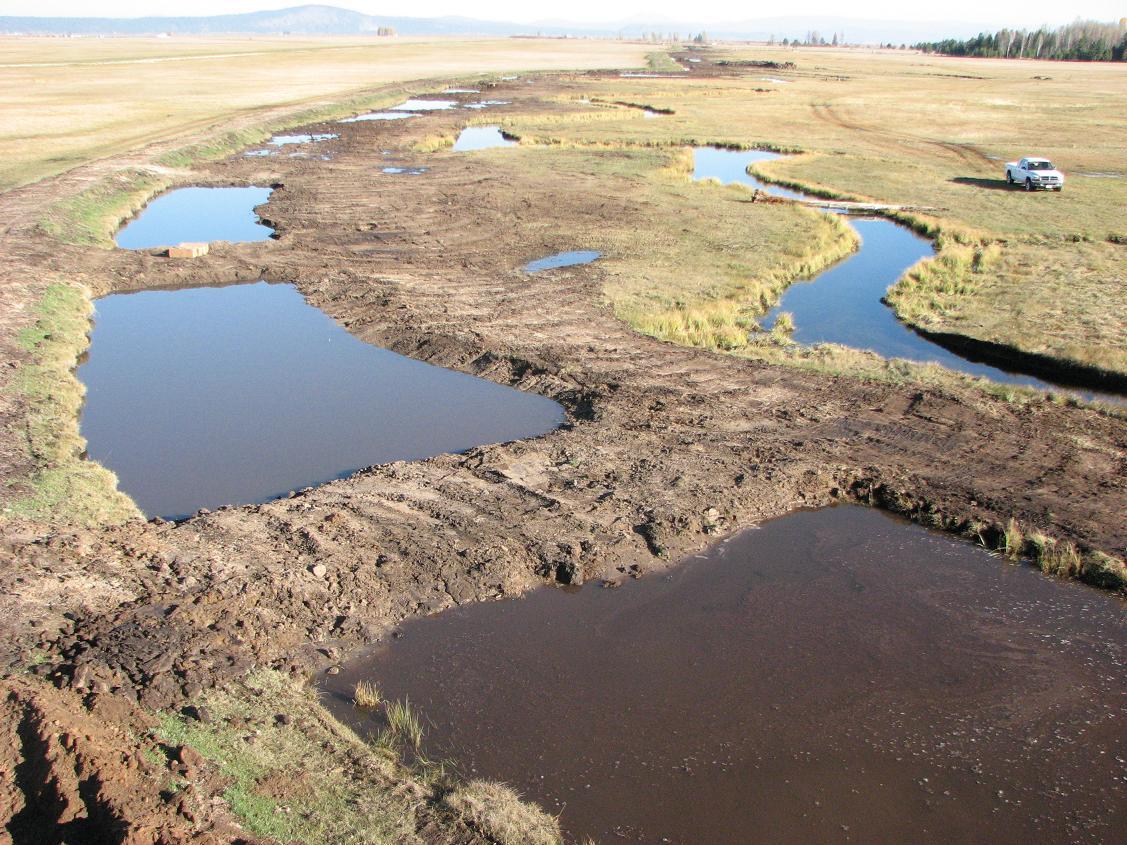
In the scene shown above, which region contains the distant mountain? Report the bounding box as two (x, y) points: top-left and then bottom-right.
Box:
(0, 4), (1003, 45)
(0, 4), (535, 36)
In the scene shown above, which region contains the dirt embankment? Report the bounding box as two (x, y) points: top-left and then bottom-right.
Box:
(0, 70), (1124, 842)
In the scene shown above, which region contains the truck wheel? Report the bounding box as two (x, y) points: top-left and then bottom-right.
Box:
(1006, 172), (1014, 185)
(1056, 186), (1063, 192)
(1025, 178), (1033, 191)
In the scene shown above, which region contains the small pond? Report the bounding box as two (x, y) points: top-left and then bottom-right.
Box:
(393, 99), (457, 111)
(114, 186), (274, 250)
(464, 100), (510, 110)
(338, 112), (416, 123)
(77, 281), (564, 519)
(692, 147), (1123, 400)
(524, 250), (601, 273)
(244, 132), (337, 156)
(453, 126), (518, 151)
(324, 505), (1126, 845)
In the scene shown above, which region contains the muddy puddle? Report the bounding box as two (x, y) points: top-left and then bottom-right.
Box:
(453, 126), (518, 151)
(338, 112), (416, 123)
(381, 166), (428, 175)
(692, 148), (1123, 401)
(393, 99), (457, 111)
(114, 186), (274, 249)
(464, 100), (510, 110)
(245, 133), (337, 156)
(77, 281), (563, 519)
(524, 250), (601, 273)
(323, 505), (1125, 844)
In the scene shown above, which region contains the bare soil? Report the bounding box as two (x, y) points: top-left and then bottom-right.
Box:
(1, 65), (1124, 841)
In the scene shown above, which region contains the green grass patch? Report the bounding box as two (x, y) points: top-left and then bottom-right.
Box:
(156, 670), (562, 845)
(645, 51), (687, 73)
(887, 236), (1127, 378)
(5, 282), (138, 526)
(39, 168), (171, 247)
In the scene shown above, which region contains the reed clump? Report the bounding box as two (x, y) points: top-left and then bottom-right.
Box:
(383, 697), (424, 751)
(1001, 517), (1024, 560)
(352, 680), (382, 709)
(1028, 533), (1083, 579)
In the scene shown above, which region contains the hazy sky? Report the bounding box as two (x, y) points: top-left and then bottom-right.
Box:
(0, 0), (1122, 26)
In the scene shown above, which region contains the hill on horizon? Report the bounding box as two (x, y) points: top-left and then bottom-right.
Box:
(0, 3), (1001, 44)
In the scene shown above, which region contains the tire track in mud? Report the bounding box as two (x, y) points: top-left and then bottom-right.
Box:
(811, 101), (994, 168)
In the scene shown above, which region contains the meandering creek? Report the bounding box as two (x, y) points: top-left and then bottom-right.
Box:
(324, 505), (1126, 845)
(692, 148), (1122, 401)
(77, 281), (563, 519)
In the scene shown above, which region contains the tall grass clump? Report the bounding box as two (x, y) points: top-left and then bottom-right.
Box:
(772, 311), (795, 335)
(353, 680), (382, 709)
(1028, 532), (1083, 579)
(1001, 517), (1024, 560)
(885, 230), (1001, 330)
(413, 134), (456, 153)
(384, 697), (424, 751)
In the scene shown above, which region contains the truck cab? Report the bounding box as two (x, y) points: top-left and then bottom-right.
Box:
(1005, 157), (1064, 191)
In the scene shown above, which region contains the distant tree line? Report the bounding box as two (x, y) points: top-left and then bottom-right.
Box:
(768, 32), (847, 47)
(915, 19), (1127, 61)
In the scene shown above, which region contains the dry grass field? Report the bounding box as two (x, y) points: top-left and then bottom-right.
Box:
(0, 35), (649, 190)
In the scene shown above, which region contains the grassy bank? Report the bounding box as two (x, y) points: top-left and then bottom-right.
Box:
(5, 282), (138, 526)
(887, 236), (1127, 378)
(39, 168), (173, 247)
(156, 670), (560, 845)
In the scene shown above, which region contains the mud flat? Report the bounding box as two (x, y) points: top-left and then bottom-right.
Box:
(325, 505), (1126, 845)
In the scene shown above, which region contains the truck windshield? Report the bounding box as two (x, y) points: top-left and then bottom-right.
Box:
(1027, 160), (1054, 170)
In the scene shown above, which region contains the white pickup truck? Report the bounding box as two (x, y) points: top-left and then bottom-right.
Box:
(1005, 157), (1064, 191)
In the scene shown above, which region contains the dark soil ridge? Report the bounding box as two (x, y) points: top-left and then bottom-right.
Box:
(0, 67), (1124, 842)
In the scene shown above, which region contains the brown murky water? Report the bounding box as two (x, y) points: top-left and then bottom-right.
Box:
(323, 506), (1126, 844)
